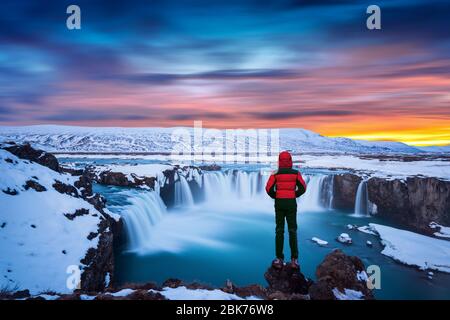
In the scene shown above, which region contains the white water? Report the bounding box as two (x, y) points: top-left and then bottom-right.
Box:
(121, 191), (167, 253)
(354, 180), (369, 216)
(203, 171), (265, 203)
(174, 173), (194, 207)
(298, 175), (326, 212)
(119, 170), (333, 254)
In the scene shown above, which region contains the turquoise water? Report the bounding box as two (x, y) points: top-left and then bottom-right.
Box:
(94, 183), (450, 300)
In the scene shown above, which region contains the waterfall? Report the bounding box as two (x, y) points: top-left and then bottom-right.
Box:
(354, 180), (369, 216)
(174, 173), (194, 207)
(298, 175), (326, 212)
(121, 191), (167, 252)
(202, 170), (266, 203)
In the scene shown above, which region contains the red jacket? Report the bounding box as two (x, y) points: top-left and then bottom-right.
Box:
(265, 151), (307, 199)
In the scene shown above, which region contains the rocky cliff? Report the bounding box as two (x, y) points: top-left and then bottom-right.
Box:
(332, 172), (450, 234)
(368, 176), (450, 233)
(332, 174), (362, 210)
(0, 142), (120, 293)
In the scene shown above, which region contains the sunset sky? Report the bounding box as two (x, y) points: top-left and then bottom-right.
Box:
(0, 0), (449, 146)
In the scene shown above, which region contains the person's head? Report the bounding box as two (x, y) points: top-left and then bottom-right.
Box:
(278, 151), (292, 169)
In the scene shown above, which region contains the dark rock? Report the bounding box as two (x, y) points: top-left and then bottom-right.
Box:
(53, 180), (79, 197)
(2, 188), (18, 195)
(24, 180), (47, 192)
(64, 208), (89, 221)
(199, 164), (221, 171)
(61, 167), (84, 176)
(264, 264), (312, 296)
(368, 176), (450, 233)
(86, 194), (107, 212)
(3, 143), (60, 172)
(332, 174), (362, 210)
(5, 158), (14, 164)
(127, 289), (166, 300)
(11, 289), (30, 299)
(162, 278), (183, 288)
(309, 249), (373, 300)
(57, 293), (81, 300)
(79, 218), (115, 292)
(233, 284), (267, 299)
(95, 170), (156, 189)
(30, 224), (36, 228)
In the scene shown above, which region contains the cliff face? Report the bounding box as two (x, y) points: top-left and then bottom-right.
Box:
(332, 174), (362, 210)
(368, 176), (450, 233)
(332, 172), (450, 233)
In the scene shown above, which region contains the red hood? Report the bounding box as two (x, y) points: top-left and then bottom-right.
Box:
(278, 151), (293, 169)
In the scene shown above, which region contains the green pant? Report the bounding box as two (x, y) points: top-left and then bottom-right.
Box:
(275, 199), (298, 260)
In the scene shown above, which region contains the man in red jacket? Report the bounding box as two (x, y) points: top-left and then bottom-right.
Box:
(265, 151), (307, 269)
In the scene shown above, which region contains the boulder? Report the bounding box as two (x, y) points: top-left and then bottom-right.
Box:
(264, 264), (312, 296)
(3, 143), (60, 172)
(309, 249), (373, 300)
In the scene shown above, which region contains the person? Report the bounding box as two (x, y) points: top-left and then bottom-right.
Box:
(265, 151), (307, 269)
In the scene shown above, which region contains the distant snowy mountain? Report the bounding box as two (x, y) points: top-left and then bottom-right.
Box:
(0, 125), (434, 154)
(416, 145), (450, 153)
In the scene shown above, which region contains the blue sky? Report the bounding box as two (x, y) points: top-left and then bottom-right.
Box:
(1, 0), (450, 145)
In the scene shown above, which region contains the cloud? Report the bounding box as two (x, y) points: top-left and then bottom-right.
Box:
(37, 109), (153, 122)
(244, 110), (355, 120)
(114, 69), (299, 85)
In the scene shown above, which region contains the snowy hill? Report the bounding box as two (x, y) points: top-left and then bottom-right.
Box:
(0, 145), (117, 294)
(416, 145), (450, 153)
(0, 125), (428, 154)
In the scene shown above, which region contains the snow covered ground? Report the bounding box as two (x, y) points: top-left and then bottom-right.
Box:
(369, 223), (450, 273)
(0, 149), (107, 294)
(297, 154), (450, 180)
(38, 286), (261, 300)
(429, 222), (450, 239)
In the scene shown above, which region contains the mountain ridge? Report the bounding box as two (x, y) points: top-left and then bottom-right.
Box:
(0, 125), (446, 154)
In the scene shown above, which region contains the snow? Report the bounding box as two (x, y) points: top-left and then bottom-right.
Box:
(429, 222), (450, 239)
(0, 124), (430, 155)
(298, 154), (450, 180)
(366, 241), (373, 247)
(369, 223), (450, 273)
(35, 294), (60, 300)
(0, 149), (105, 294)
(332, 288), (364, 300)
(151, 286), (260, 300)
(311, 237), (328, 246)
(337, 233), (352, 244)
(104, 272), (111, 287)
(110, 288), (135, 297)
(356, 271), (368, 282)
(357, 225), (377, 236)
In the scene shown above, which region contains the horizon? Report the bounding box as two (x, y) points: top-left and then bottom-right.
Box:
(1, 123), (447, 148)
(1, 1), (449, 146)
